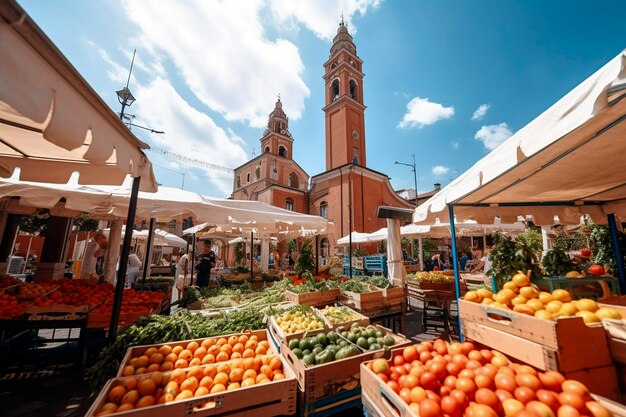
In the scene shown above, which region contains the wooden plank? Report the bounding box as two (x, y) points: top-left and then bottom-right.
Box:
(284, 289), (340, 307)
(459, 300), (610, 353)
(462, 320), (558, 371)
(609, 337), (626, 364)
(567, 366), (620, 402)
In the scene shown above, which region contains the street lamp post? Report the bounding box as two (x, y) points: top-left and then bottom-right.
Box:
(116, 50), (137, 121)
(395, 154), (418, 207)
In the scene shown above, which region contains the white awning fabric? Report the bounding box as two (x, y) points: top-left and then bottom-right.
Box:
(336, 231), (374, 246)
(414, 50), (626, 225)
(102, 227), (187, 249)
(0, 2), (156, 191)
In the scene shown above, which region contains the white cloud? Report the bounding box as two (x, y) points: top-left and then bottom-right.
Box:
(471, 103), (491, 121)
(269, 0), (382, 41)
(134, 77), (248, 195)
(475, 123), (513, 150)
(122, 0), (311, 128)
(397, 97), (455, 129)
(89, 41), (129, 85)
(451, 141), (460, 149)
(432, 165), (450, 177)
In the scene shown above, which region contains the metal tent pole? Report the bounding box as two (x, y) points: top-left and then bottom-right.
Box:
(607, 214), (625, 294)
(448, 204), (463, 342)
(315, 234), (319, 276)
(190, 234), (196, 286)
(142, 218), (155, 283)
(250, 231), (254, 280)
(109, 176), (141, 342)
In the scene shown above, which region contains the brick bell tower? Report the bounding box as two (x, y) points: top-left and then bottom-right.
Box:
(323, 18), (366, 170)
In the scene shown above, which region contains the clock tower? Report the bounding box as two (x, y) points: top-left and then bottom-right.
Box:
(323, 19), (366, 170)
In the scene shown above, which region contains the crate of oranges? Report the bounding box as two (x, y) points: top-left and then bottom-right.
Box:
(116, 330), (278, 377)
(86, 352), (297, 417)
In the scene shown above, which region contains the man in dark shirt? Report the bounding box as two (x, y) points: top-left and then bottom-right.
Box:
(195, 241), (216, 287)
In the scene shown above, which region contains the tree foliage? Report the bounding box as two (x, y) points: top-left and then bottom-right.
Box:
(295, 238), (315, 276)
(515, 228), (543, 253)
(73, 213), (99, 232)
(18, 214), (47, 234)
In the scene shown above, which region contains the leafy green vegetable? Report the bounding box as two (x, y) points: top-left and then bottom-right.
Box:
(339, 280), (369, 293)
(541, 248), (574, 276)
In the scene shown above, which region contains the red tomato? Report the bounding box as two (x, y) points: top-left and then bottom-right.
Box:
(393, 355), (405, 366)
(452, 354), (469, 367)
(562, 380), (589, 397)
(419, 399), (443, 417)
(441, 395), (462, 417)
(399, 374), (418, 390)
(410, 386), (427, 403)
(420, 350), (433, 364)
(402, 346), (418, 363)
(495, 389), (514, 402)
(495, 373), (517, 392)
(455, 377), (477, 399)
(393, 366), (407, 376)
(439, 385), (452, 397)
(420, 372), (438, 391)
(449, 389), (469, 408)
(475, 374), (494, 390)
(444, 375), (457, 389)
(536, 389), (560, 413)
(559, 392), (585, 411)
(399, 387), (412, 404)
(467, 404), (498, 417)
(514, 386), (537, 404)
(409, 365), (425, 379)
(376, 373), (388, 383)
(538, 372), (563, 392)
(446, 362), (462, 376)
(403, 363), (413, 374)
(480, 349), (494, 363)
(458, 369), (476, 380)
(558, 405), (581, 417)
(461, 342), (476, 355)
(515, 373), (542, 391)
(386, 380), (399, 393)
(475, 388), (502, 413)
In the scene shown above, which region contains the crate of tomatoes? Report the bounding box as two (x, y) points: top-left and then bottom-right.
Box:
(360, 339), (623, 417)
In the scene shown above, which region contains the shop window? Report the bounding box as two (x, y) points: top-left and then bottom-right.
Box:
(320, 201), (327, 219)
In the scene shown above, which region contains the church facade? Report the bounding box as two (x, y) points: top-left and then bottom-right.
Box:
(232, 21), (413, 258)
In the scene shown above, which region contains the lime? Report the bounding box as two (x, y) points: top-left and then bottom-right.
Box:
(289, 339), (300, 351)
(382, 336), (395, 346)
(356, 337), (369, 349)
(292, 348), (304, 359)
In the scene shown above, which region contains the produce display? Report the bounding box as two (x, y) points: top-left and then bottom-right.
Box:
(287, 278), (340, 293)
(16, 282), (58, 300)
(464, 271), (622, 324)
(541, 249), (574, 277)
(89, 309), (267, 394)
(0, 275), (21, 289)
(287, 330), (360, 365)
(94, 353), (286, 415)
(318, 305), (363, 325)
(365, 339), (613, 417)
(32, 279), (114, 308)
(339, 280), (371, 293)
(0, 293), (26, 318)
(339, 323), (397, 351)
(175, 281), (285, 310)
(407, 271), (455, 284)
(358, 275), (392, 289)
(121, 335), (274, 376)
(273, 305), (325, 334)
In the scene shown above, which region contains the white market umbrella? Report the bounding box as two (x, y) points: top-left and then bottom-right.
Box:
(336, 231), (372, 246)
(102, 227), (187, 249)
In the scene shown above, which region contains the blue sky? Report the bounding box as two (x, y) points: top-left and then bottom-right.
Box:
(19, 0), (626, 197)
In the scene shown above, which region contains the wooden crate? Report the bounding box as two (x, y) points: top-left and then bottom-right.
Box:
(280, 325), (410, 405)
(341, 285), (385, 310)
(459, 300), (611, 358)
(117, 329), (273, 377)
(284, 288), (340, 307)
(317, 305), (370, 329)
(267, 313), (329, 349)
(87, 359), (297, 417)
(357, 302), (405, 319)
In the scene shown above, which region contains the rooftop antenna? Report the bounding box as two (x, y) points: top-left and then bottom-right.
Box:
(126, 49), (136, 89)
(251, 147), (256, 158)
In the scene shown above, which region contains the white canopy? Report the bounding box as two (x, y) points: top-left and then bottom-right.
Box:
(0, 2), (156, 191)
(102, 227), (187, 249)
(414, 50), (626, 225)
(336, 231), (373, 246)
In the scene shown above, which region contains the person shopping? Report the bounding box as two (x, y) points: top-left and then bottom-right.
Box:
(176, 252), (190, 297)
(195, 242), (216, 288)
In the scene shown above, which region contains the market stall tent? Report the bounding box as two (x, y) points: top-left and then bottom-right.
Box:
(0, 0), (159, 341)
(411, 50), (626, 339)
(414, 50), (626, 226)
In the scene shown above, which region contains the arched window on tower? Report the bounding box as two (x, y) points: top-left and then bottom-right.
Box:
(285, 198), (294, 211)
(349, 80), (357, 100)
(264, 146), (270, 153)
(278, 146), (287, 157)
(288, 172), (299, 189)
(331, 79), (339, 101)
(320, 201), (328, 219)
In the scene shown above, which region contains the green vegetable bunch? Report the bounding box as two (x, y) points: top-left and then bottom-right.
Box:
(541, 249), (574, 276)
(339, 280), (369, 293)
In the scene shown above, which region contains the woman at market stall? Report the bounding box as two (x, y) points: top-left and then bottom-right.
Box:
(175, 251), (190, 297)
(80, 233), (108, 279)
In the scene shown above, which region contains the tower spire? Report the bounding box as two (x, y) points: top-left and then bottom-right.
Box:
(340, 11), (344, 26)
